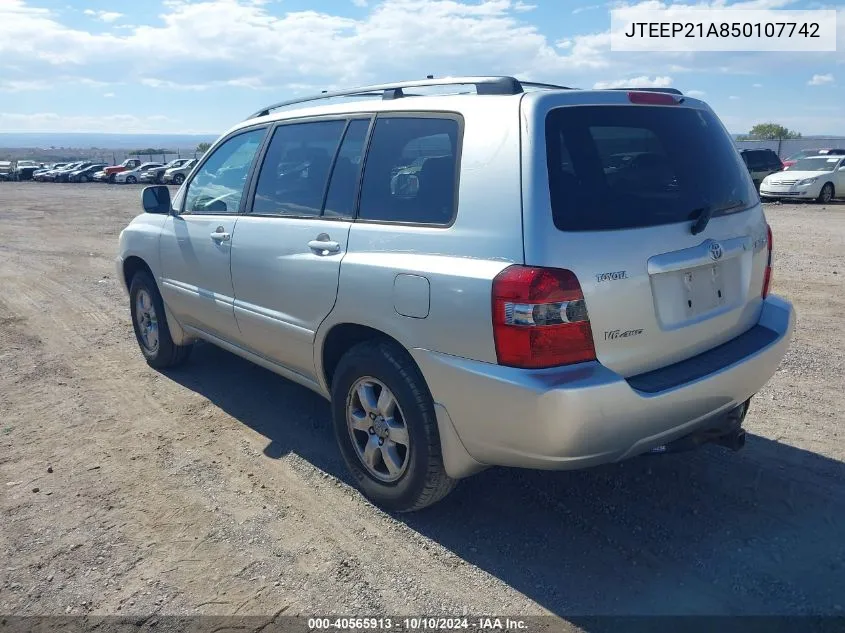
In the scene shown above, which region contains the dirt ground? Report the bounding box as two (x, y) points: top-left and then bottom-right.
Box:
(1, 183), (844, 622)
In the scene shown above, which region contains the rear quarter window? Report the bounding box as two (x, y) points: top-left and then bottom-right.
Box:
(545, 105), (757, 232)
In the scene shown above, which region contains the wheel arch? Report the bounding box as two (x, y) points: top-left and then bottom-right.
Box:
(122, 255), (190, 346)
(317, 321), (485, 480)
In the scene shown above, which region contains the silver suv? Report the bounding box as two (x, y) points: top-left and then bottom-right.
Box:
(117, 76), (795, 512)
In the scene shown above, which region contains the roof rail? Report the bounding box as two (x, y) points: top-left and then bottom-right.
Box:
(246, 76), (572, 119)
(607, 87), (684, 95)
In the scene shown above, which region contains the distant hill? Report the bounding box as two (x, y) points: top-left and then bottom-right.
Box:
(0, 132), (218, 150)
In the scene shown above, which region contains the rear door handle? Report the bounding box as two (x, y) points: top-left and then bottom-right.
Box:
(308, 239), (340, 254)
(211, 231), (230, 242)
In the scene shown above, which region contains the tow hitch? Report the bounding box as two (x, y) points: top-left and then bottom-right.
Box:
(647, 399), (750, 455)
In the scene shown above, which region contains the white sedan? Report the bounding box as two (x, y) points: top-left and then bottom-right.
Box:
(114, 162), (163, 184)
(760, 155), (845, 203)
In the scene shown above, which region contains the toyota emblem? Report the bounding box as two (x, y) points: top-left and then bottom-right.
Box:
(709, 242), (723, 261)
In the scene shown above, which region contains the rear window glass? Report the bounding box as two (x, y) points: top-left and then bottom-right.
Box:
(545, 106), (756, 231)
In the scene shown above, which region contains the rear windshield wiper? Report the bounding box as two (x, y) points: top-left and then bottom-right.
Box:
(690, 200), (746, 235)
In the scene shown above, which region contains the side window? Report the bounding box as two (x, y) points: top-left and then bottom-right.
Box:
(183, 128), (265, 215)
(745, 151), (763, 169)
(252, 120), (346, 217)
(323, 119), (371, 218)
(358, 117), (459, 225)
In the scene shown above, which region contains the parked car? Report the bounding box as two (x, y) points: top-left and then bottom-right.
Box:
(68, 163), (108, 183)
(0, 161), (12, 181)
(739, 149), (783, 189)
(140, 158), (195, 184)
(55, 162), (94, 182)
(118, 77), (794, 511)
(102, 158), (143, 183)
(782, 148), (845, 168)
(114, 162), (163, 184)
(14, 160), (45, 181)
(33, 163), (68, 180)
(162, 159), (197, 185)
(39, 162), (86, 182)
(760, 155), (845, 203)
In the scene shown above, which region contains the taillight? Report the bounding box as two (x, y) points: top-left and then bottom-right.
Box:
(762, 224), (773, 298)
(491, 265), (596, 369)
(627, 91), (678, 105)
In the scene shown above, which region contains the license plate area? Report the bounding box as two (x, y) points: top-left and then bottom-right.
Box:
(682, 264), (724, 318)
(650, 260), (739, 330)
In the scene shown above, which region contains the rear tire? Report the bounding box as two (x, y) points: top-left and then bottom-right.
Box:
(129, 271), (192, 369)
(80, 175), (88, 183)
(818, 182), (834, 204)
(331, 339), (456, 512)
(108, 173), (116, 184)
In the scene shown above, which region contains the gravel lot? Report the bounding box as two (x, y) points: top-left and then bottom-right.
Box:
(1, 183), (844, 622)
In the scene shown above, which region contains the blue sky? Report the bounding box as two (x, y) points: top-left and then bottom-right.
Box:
(0, 0), (842, 135)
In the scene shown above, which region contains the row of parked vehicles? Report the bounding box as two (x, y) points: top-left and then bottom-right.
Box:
(28, 158), (198, 185)
(739, 147), (845, 203)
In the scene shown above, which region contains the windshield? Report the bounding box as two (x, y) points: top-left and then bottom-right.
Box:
(790, 158), (841, 172)
(545, 105), (756, 231)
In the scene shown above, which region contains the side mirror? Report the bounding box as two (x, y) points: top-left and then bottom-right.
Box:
(142, 185), (172, 214)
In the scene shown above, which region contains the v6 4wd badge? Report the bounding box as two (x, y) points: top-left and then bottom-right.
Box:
(604, 328), (644, 341)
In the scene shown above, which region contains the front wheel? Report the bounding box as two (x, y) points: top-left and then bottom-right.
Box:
(79, 175), (88, 183)
(331, 340), (456, 512)
(817, 182), (834, 204)
(173, 173), (185, 185)
(108, 173), (116, 184)
(129, 271), (192, 369)
(126, 175), (137, 184)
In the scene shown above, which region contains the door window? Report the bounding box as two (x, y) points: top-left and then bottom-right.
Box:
(323, 119), (371, 218)
(358, 117), (460, 225)
(252, 120), (347, 217)
(183, 128), (266, 215)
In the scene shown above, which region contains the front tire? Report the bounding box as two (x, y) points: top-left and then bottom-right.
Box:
(79, 175), (88, 183)
(129, 271), (192, 369)
(126, 175), (137, 184)
(173, 173), (185, 185)
(108, 173), (116, 184)
(818, 182), (834, 204)
(331, 340), (456, 512)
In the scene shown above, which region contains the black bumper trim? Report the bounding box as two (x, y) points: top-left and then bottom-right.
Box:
(626, 325), (779, 394)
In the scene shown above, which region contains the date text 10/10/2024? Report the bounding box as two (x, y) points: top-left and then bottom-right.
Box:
(307, 618), (528, 631)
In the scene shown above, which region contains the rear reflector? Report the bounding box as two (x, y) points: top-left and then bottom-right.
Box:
(628, 91), (678, 105)
(762, 224), (773, 298)
(492, 265), (596, 369)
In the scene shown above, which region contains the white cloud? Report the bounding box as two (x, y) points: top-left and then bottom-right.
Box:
(83, 9), (123, 23)
(753, 83), (763, 88)
(686, 89), (706, 97)
(808, 73), (834, 86)
(729, 95), (740, 100)
(103, 92), (115, 97)
(351, 0), (367, 6)
(572, 4), (601, 14)
(593, 75), (673, 89)
(0, 0), (843, 132)
(0, 112), (175, 133)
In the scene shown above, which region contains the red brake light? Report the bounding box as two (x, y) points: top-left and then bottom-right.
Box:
(627, 91), (678, 105)
(491, 265), (596, 369)
(762, 224), (773, 298)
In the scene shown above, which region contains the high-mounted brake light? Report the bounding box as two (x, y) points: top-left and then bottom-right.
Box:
(628, 91), (678, 105)
(492, 265), (596, 369)
(762, 224), (773, 298)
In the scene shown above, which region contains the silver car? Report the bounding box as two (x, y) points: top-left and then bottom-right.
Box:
(117, 77), (795, 512)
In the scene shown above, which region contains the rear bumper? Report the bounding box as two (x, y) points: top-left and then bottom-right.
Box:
(410, 295), (795, 472)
